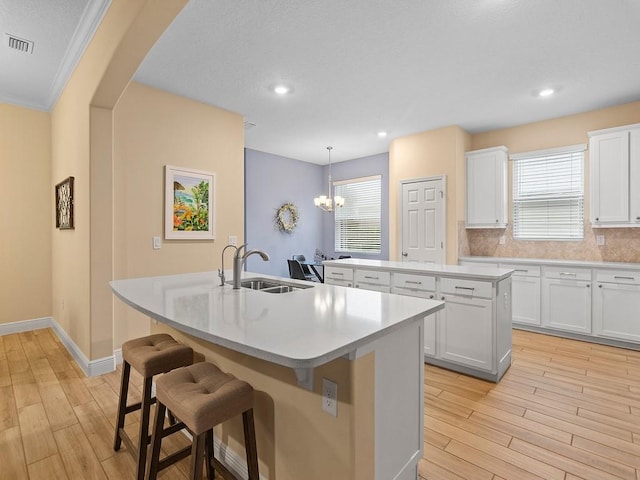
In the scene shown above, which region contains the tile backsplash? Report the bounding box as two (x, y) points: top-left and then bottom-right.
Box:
(459, 221), (640, 263)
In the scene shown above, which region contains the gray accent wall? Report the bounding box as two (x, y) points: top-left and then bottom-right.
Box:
(244, 148), (389, 279)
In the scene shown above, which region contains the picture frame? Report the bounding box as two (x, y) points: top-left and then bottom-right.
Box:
(165, 165), (215, 240)
(55, 176), (74, 230)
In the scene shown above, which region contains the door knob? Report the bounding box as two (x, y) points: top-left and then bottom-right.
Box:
(402, 252), (408, 257)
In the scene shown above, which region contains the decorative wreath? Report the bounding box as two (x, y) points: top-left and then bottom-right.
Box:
(275, 202), (299, 233)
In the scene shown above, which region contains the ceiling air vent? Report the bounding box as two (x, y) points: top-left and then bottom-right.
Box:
(244, 121), (257, 130)
(7, 34), (34, 54)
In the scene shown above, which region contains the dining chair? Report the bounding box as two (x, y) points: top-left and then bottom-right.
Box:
(292, 255), (315, 281)
(287, 259), (308, 281)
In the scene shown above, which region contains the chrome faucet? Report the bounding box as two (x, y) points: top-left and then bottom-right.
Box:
(218, 244), (239, 286)
(218, 243), (270, 288)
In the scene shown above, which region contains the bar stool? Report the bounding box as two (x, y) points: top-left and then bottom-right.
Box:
(146, 362), (259, 480)
(113, 333), (194, 480)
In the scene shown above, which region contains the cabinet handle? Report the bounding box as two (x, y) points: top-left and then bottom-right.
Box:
(455, 286), (475, 293)
(614, 276), (635, 281)
(636, 217), (640, 221)
(402, 252), (408, 257)
(496, 219), (499, 223)
(405, 280), (422, 285)
(595, 217), (599, 221)
(598, 284), (603, 288)
(429, 294), (434, 299)
(441, 296), (445, 301)
(559, 272), (577, 276)
(586, 284), (591, 288)
(332, 272), (344, 276)
(514, 269), (529, 273)
(364, 275), (379, 280)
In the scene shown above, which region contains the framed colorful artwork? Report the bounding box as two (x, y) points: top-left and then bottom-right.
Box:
(165, 166), (215, 240)
(55, 176), (74, 230)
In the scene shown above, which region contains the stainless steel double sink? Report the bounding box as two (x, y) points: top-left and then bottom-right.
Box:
(239, 278), (314, 294)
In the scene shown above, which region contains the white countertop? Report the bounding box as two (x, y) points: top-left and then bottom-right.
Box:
(323, 258), (513, 281)
(110, 271), (444, 370)
(459, 256), (640, 271)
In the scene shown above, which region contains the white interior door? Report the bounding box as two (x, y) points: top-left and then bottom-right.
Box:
(401, 177), (445, 264)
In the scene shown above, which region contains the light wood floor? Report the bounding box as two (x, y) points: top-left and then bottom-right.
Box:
(2, 328), (640, 479)
(419, 329), (640, 480)
(0, 328), (222, 480)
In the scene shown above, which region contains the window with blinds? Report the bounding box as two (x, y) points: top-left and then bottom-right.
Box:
(512, 145), (585, 240)
(334, 175), (381, 253)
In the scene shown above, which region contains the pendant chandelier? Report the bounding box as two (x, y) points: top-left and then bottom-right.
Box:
(314, 146), (345, 212)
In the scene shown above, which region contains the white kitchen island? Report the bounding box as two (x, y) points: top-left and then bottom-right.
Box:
(110, 270), (444, 480)
(324, 259), (514, 382)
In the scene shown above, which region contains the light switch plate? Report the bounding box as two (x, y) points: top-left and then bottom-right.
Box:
(153, 236), (161, 250)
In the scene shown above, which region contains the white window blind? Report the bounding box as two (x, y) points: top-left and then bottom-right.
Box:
(512, 145), (585, 240)
(334, 175), (381, 253)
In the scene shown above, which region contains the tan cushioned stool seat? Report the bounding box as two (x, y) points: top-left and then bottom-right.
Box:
(122, 333), (193, 377)
(156, 362), (254, 435)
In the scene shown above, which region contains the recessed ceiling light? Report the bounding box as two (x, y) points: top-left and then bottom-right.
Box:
(273, 85), (290, 95)
(377, 131), (388, 138)
(538, 88), (555, 97)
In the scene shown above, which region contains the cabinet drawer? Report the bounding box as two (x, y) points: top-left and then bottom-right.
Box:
(354, 269), (390, 286)
(324, 266), (353, 281)
(440, 277), (492, 299)
(595, 269), (640, 285)
(391, 287), (436, 299)
(499, 263), (540, 277)
(392, 273), (436, 292)
(543, 266), (591, 281)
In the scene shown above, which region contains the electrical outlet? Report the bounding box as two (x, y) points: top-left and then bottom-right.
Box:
(596, 234), (605, 246)
(153, 236), (161, 250)
(228, 235), (238, 246)
(499, 235), (506, 245)
(322, 378), (337, 417)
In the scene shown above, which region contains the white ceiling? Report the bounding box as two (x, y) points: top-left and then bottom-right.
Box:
(3, 1), (640, 164)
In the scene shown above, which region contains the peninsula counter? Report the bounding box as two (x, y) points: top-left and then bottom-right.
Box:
(110, 270), (444, 480)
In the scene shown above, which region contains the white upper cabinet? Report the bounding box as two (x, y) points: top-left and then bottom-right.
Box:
(589, 123), (640, 227)
(466, 146), (508, 228)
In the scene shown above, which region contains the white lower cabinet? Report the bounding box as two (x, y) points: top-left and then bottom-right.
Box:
(593, 271), (640, 342)
(391, 273), (437, 357)
(541, 266), (592, 334)
(499, 264), (541, 327)
(438, 294), (493, 370)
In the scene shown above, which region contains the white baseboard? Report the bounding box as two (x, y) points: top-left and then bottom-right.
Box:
(114, 347), (123, 365)
(0, 316), (53, 335)
(0, 316), (115, 377)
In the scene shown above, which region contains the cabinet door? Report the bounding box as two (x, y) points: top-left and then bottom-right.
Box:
(541, 278), (591, 334)
(466, 148), (507, 228)
(391, 287), (437, 357)
(325, 279), (352, 288)
(511, 275), (541, 326)
(593, 282), (640, 342)
(590, 131), (630, 224)
(630, 128), (640, 224)
(438, 295), (493, 371)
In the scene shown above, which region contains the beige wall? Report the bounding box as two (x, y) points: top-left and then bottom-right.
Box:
(112, 82), (245, 347)
(468, 100), (640, 262)
(389, 125), (470, 264)
(0, 104), (51, 324)
(50, 0), (186, 359)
